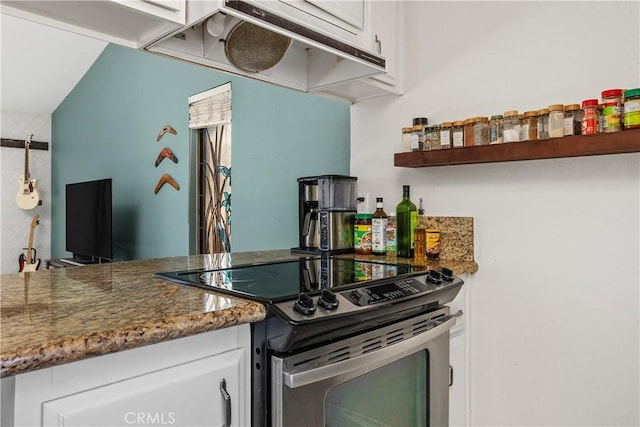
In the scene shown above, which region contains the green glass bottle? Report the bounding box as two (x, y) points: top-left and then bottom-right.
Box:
(396, 185), (417, 258)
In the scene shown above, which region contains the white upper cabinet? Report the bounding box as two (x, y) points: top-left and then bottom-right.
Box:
(0, 0), (186, 48)
(272, 0), (366, 46)
(314, 0), (403, 103)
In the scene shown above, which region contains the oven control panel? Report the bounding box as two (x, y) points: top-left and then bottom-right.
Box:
(348, 278), (426, 306)
(280, 268), (460, 322)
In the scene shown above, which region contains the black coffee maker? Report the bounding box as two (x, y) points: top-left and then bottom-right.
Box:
(292, 175), (357, 254)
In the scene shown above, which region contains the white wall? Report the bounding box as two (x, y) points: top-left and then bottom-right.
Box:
(351, 2), (639, 426)
(0, 111), (51, 274)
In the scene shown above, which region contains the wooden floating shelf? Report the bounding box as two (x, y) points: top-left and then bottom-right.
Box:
(394, 128), (640, 168)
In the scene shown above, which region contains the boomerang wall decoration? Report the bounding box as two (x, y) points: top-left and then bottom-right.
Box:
(153, 125), (180, 194)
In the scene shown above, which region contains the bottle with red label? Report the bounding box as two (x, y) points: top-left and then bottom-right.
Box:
(581, 99), (599, 135)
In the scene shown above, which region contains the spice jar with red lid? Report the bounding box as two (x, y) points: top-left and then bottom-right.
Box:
(581, 99), (599, 135)
(601, 89), (623, 132)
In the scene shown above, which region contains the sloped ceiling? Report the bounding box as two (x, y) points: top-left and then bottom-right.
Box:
(1, 13), (108, 114)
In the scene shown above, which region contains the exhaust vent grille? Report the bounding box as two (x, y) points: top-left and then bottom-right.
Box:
(283, 308), (449, 373)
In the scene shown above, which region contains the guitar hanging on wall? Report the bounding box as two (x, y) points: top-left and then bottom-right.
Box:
(16, 134), (41, 210)
(19, 214), (41, 273)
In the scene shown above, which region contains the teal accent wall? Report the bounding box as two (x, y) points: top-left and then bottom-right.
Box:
(52, 44), (350, 260)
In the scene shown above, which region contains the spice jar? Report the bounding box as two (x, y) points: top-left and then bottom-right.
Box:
(463, 118), (476, 147)
(521, 111), (538, 141)
(474, 117), (489, 145)
(489, 115), (504, 144)
(581, 99), (599, 135)
(537, 108), (550, 139)
(623, 88), (640, 130)
(563, 104), (582, 136)
(354, 214), (372, 255)
(440, 122), (453, 149)
(548, 104), (565, 138)
(430, 125), (441, 150)
(422, 126), (432, 151)
(452, 121), (465, 148)
(410, 125), (423, 151)
(402, 127), (413, 152)
(601, 89), (623, 132)
(503, 110), (520, 142)
(426, 228), (441, 260)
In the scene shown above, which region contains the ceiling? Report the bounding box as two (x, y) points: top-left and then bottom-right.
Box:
(1, 13), (108, 114)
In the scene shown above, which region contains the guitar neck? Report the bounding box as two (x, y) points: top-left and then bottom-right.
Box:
(24, 141), (30, 181)
(27, 226), (35, 264)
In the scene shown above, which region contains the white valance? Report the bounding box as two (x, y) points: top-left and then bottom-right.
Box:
(188, 82), (232, 129)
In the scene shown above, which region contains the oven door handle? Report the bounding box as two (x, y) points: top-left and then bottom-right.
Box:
(283, 314), (457, 389)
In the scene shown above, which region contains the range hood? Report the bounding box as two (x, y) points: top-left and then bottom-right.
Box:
(144, 0), (386, 94)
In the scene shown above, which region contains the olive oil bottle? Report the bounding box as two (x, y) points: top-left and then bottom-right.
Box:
(396, 185), (417, 258)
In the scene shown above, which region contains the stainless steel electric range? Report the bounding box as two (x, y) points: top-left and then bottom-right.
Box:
(155, 256), (464, 427)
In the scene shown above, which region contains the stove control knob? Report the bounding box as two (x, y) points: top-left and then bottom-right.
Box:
(293, 293), (316, 315)
(318, 290), (339, 311)
(350, 288), (371, 306)
(427, 270), (443, 285)
(439, 267), (455, 282)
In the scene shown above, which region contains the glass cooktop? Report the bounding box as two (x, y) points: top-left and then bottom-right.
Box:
(154, 257), (428, 303)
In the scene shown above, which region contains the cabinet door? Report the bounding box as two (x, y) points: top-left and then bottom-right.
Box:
(42, 349), (244, 427)
(368, 0), (400, 88)
(449, 331), (467, 427)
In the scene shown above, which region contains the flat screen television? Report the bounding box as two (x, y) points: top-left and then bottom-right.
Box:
(65, 178), (113, 263)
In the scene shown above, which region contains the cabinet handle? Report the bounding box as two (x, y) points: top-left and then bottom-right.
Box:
(375, 34), (382, 54)
(449, 364), (454, 387)
(220, 379), (231, 427)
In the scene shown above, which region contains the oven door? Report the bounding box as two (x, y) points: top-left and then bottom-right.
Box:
(271, 307), (455, 427)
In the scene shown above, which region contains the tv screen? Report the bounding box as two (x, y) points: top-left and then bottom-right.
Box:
(65, 178), (113, 262)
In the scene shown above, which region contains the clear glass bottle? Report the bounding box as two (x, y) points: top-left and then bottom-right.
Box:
(452, 121), (465, 148)
(396, 185), (417, 258)
(489, 115), (504, 144)
(521, 111), (538, 141)
(474, 117), (489, 145)
(440, 122), (452, 149)
(564, 104), (582, 136)
(371, 198), (388, 256)
(537, 108), (550, 139)
(503, 110), (520, 142)
(549, 104), (565, 138)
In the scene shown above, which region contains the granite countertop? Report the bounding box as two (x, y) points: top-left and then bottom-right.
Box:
(0, 249), (478, 378)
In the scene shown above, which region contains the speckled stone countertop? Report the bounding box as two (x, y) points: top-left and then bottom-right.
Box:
(0, 252), (280, 377)
(0, 248), (477, 378)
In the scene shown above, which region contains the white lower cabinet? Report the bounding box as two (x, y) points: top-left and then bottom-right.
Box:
(8, 325), (251, 427)
(42, 349), (241, 426)
(449, 276), (470, 426)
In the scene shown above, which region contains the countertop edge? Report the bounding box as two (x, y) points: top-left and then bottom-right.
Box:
(1, 302), (266, 378)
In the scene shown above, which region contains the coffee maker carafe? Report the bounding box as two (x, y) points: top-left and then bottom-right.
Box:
(293, 175), (357, 254)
